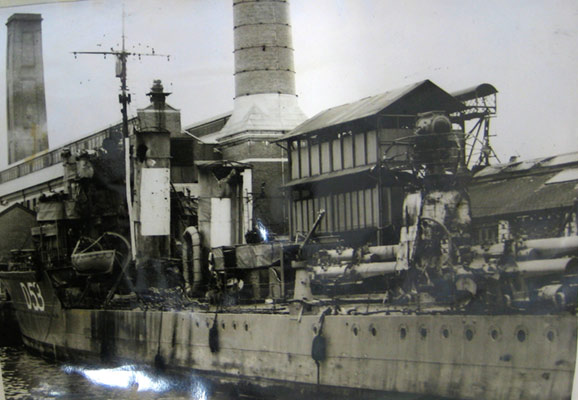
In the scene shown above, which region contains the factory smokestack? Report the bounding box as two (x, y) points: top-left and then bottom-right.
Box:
(212, 0), (307, 235)
(218, 0), (306, 140)
(6, 13), (49, 164)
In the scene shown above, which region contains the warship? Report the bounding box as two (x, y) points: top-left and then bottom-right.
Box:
(0, 80), (577, 399)
(0, 2), (577, 400)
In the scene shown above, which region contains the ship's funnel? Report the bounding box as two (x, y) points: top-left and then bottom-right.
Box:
(6, 13), (49, 164)
(217, 0), (306, 142)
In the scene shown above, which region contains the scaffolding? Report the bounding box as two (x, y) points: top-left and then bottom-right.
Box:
(451, 83), (499, 169)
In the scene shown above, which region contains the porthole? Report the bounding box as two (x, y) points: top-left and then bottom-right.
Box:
(369, 324), (377, 337)
(206, 320), (210, 328)
(464, 326), (475, 341)
(244, 322), (249, 332)
(313, 325), (318, 334)
(352, 325), (359, 336)
(440, 326), (450, 339)
(232, 322), (237, 330)
(419, 326), (428, 339)
(489, 326), (502, 341)
(516, 326), (528, 343)
(399, 324), (408, 340)
(195, 321), (199, 328)
(544, 327), (557, 342)
(221, 322), (226, 330)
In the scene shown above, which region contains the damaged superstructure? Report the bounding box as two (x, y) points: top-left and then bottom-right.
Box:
(0, 77), (577, 399)
(0, 1), (576, 399)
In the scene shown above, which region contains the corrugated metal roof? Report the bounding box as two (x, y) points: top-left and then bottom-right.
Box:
(473, 151), (578, 178)
(451, 83), (498, 102)
(470, 171), (578, 218)
(473, 164), (504, 178)
(539, 152), (578, 167)
(502, 159), (541, 173)
(280, 80), (465, 140)
(184, 111), (232, 132)
(545, 168), (578, 184)
(0, 164), (63, 198)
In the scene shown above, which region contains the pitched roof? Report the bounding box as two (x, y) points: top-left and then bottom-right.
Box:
(0, 203), (36, 219)
(281, 80), (465, 140)
(470, 172), (578, 218)
(473, 152), (578, 179)
(470, 151), (578, 218)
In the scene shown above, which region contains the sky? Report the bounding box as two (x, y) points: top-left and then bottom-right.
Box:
(0, 0), (576, 168)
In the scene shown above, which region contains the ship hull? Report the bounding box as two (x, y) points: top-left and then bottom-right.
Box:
(1, 271), (576, 400)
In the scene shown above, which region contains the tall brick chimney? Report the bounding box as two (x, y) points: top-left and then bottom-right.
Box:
(217, 0), (306, 142)
(6, 13), (49, 164)
(214, 0), (306, 235)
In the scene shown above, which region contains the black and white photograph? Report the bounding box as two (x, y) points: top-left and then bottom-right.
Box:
(0, 0), (577, 399)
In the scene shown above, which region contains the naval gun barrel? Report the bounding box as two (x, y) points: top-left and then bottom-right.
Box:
(312, 261), (397, 280)
(298, 209), (326, 257)
(513, 257), (578, 276)
(319, 245), (398, 263)
(521, 236), (578, 259)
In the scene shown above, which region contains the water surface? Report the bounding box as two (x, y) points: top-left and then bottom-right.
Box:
(1, 345), (450, 399)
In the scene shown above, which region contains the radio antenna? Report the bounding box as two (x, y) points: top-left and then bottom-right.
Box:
(71, 4), (170, 260)
(72, 4), (170, 139)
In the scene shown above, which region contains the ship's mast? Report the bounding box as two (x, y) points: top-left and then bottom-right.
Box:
(72, 6), (169, 138)
(72, 9), (169, 259)
(119, 12), (129, 140)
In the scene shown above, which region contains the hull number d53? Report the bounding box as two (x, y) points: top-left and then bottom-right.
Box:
(20, 282), (45, 312)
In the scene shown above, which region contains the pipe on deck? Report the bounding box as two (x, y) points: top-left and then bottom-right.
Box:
(515, 257), (578, 276)
(523, 236), (578, 259)
(322, 245), (398, 263)
(363, 245), (398, 262)
(312, 261), (397, 280)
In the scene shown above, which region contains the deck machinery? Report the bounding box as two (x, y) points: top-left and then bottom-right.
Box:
(1, 108), (577, 400)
